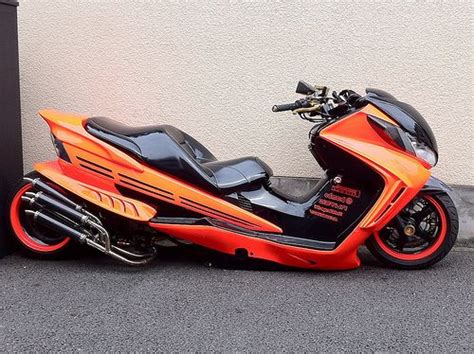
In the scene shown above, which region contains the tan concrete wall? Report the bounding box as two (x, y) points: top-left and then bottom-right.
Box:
(18, 0), (473, 185)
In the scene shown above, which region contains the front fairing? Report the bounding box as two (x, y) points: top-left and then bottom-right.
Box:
(365, 88), (438, 154)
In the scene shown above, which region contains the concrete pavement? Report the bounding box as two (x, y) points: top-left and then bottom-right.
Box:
(0, 247), (472, 352)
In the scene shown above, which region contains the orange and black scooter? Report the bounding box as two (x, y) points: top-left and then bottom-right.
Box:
(7, 81), (458, 270)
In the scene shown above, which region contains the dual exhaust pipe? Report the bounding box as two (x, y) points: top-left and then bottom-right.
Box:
(25, 210), (88, 244)
(22, 177), (155, 265)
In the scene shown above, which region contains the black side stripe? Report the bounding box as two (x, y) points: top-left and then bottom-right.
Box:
(118, 173), (173, 196)
(181, 201), (256, 228)
(79, 164), (113, 179)
(180, 197), (258, 227)
(119, 179), (174, 201)
(76, 156), (112, 172)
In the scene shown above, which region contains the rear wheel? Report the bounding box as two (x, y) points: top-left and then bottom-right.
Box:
(7, 172), (72, 259)
(366, 192), (458, 269)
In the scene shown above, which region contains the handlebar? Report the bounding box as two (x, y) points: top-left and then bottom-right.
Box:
(272, 103), (298, 112)
(271, 82), (365, 123)
(272, 99), (311, 112)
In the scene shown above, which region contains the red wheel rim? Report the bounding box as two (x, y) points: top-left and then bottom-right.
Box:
(374, 194), (447, 261)
(10, 183), (70, 253)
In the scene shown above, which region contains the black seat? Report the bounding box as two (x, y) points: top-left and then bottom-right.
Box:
(86, 117), (272, 193)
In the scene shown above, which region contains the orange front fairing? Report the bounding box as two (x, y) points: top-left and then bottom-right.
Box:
(37, 110), (281, 232)
(360, 104), (397, 125)
(319, 106), (431, 232)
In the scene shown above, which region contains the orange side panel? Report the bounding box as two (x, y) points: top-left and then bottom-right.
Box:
(37, 110), (281, 233)
(35, 160), (156, 222)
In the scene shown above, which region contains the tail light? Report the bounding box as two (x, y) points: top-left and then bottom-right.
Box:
(50, 133), (71, 163)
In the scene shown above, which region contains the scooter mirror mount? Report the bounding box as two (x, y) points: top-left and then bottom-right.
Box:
(296, 81), (330, 98)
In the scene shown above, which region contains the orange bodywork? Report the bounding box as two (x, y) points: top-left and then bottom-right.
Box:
(35, 106), (431, 270)
(321, 111), (430, 230)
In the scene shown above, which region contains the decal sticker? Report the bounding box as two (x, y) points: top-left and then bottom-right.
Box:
(331, 184), (361, 198)
(309, 210), (339, 222)
(309, 184), (362, 222)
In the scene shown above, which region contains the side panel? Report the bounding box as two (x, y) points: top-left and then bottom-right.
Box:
(241, 147), (383, 244)
(35, 160), (156, 221)
(37, 110), (281, 233)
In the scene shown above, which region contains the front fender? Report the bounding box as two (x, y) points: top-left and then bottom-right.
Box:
(421, 176), (453, 195)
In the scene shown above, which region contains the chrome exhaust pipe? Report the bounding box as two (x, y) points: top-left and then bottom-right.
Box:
(21, 196), (34, 204)
(25, 209), (153, 265)
(85, 239), (155, 266)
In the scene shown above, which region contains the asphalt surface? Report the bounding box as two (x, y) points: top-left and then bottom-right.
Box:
(0, 247), (472, 352)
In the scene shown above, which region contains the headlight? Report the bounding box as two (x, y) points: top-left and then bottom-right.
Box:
(368, 115), (438, 167)
(406, 134), (437, 167)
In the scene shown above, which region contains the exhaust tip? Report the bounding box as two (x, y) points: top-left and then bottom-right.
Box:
(24, 210), (37, 218)
(21, 196), (34, 204)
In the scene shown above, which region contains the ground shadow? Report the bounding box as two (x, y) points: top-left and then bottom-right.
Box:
(23, 243), (382, 273)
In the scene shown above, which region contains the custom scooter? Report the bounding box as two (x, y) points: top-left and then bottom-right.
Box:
(7, 81), (458, 270)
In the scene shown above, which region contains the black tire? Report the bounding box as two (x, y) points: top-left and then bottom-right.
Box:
(366, 192), (458, 269)
(6, 171), (74, 260)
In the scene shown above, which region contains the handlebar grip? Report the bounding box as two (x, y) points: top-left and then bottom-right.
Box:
(272, 102), (299, 112)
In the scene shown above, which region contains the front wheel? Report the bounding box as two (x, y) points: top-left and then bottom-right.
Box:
(366, 192), (458, 269)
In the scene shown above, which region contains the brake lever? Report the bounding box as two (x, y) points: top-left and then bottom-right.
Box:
(292, 103), (321, 115)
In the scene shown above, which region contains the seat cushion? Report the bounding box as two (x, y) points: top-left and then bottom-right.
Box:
(202, 157), (273, 191)
(86, 117), (272, 193)
(86, 117), (217, 163)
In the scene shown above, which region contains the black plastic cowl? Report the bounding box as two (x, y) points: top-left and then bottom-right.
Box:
(364, 88), (438, 155)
